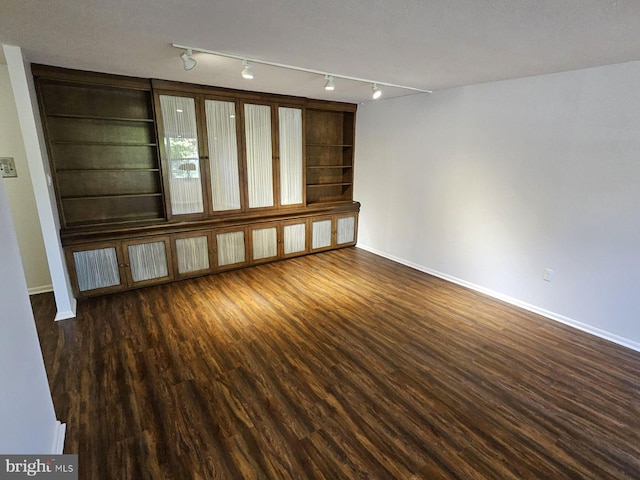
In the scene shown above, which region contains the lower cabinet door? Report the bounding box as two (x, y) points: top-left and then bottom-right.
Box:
(214, 228), (248, 270)
(311, 217), (333, 251)
(123, 237), (173, 287)
(250, 224), (279, 264)
(173, 232), (213, 278)
(336, 214), (357, 246)
(67, 242), (125, 296)
(282, 220), (308, 258)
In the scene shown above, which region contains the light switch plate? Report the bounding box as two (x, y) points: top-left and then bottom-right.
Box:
(0, 157), (17, 178)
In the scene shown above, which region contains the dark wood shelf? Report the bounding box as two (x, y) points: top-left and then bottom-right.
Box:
(56, 168), (160, 173)
(51, 141), (157, 147)
(307, 183), (353, 188)
(306, 165), (352, 169)
(62, 193), (163, 201)
(306, 199), (353, 205)
(306, 144), (353, 147)
(47, 113), (154, 123)
(65, 215), (163, 228)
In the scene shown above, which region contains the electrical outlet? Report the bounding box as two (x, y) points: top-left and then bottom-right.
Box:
(543, 268), (554, 282)
(0, 157), (17, 178)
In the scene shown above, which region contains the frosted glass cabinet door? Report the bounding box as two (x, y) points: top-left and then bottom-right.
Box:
(175, 234), (211, 276)
(278, 107), (303, 206)
(205, 99), (242, 212)
(216, 230), (246, 267)
(125, 239), (172, 285)
(337, 215), (356, 245)
(251, 226), (278, 262)
(311, 219), (333, 250)
(244, 104), (274, 208)
(72, 245), (122, 293)
(283, 222), (306, 256)
(158, 95), (204, 215)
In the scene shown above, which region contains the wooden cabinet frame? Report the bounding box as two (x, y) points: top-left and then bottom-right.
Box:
(65, 206), (358, 298)
(310, 213), (358, 252)
(280, 218), (309, 259)
(122, 236), (174, 288)
(248, 222), (280, 265)
(35, 67), (360, 299)
(66, 236), (175, 296)
(213, 225), (249, 272)
(65, 241), (127, 297)
(171, 231), (215, 279)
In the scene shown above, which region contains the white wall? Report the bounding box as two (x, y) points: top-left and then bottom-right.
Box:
(355, 61), (640, 350)
(0, 174), (65, 453)
(0, 64), (52, 293)
(3, 45), (76, 320)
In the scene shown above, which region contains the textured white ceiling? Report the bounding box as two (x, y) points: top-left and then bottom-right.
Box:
(2, 0), (640, 103)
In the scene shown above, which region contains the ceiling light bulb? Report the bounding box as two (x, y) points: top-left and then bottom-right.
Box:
(324, 75), (335, 91)
(180, 49), (197, 71)
(241, 60), (254, 79)
(372, 83), (382, 100)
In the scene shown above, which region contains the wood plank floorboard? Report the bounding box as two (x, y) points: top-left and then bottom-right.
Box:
(31, 247), (640, 479)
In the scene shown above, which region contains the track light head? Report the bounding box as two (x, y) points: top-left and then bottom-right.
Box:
(241, 60), (254, 79)
(180, 49), (197, 71)
(324, 75), (335, 91)
(371, 83), (382, 100)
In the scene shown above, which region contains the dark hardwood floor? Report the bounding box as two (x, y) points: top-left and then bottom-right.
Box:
(32, 247), (640, 479)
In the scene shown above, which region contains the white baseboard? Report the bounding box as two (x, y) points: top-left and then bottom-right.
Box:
(357, 244), (640, 353)
(51, 421), (66, 454)
(28, 284), (53, 295)
(54, 297), (77, 321)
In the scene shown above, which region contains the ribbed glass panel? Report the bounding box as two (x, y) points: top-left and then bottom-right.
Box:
(337, 216), (355, 244)
(283, 223), (306, 254)
(73, 247), (120, 292)
(205, 100), (241, 211)
(176, 236), (210, 273)
(278, 107), (303, 205)
(252, 227), (277, 260)
(312, 219), (332, 249)
(244, 104), (274, 208)
(159, 95), (204, 215)
(217, 231), (246, 266)
(128, 241), (168, 282)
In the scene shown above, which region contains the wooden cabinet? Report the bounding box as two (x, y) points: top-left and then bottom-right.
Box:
(123, 237), (173, 287)
(311, 213), (358, 252)
(65, 209), (355, 298)
(172, 231), (214, 279)
(155, 92), (248, 218)
(243, 102), (276, 210)
(281, 219), (308, 258)
(34, 66), (359, 299)
(215, 227), (249, 271)
(305, 109), (355, 205)
(34, 66), (164, 228)
(66, 242), (125, 296)
(336, 213), (357, 246)
(249, 223), (279, 264)
(205, 97), (243, 213)
(155, 91), (305, 219)
(277, 106), (304, 207)
(66, 237), (173, 296)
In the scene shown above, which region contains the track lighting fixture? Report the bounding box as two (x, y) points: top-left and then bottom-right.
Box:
(241, 60), (254, 79)
(180, 49), (197, 71)
(371, 83), (382, 100)
(171, 43), (432, 99)
(324, 75), (335, 91)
